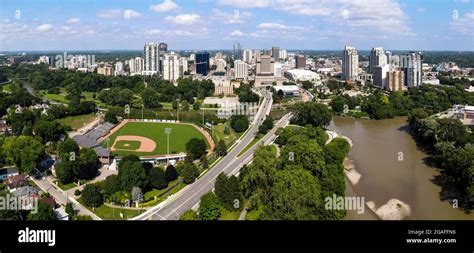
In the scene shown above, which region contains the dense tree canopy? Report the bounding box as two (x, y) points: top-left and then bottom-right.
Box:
(2, 136), (44, 173)
(215, 173), (242, 211)
(408, 109), (474, 210)
(27, 202), (58, 221)
(180, 163), (200, 184)
(148, 167), (168, 190)
(81, 184), (104, 208)
(118, 157), (147, 192)
(290, 102), (332, 128)
(185, 138), (207, 161)
(198, 192), (221, 220)
(230, 115), (249, 133)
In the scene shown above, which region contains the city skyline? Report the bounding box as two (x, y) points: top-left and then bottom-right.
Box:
(1, 0), (473, 51)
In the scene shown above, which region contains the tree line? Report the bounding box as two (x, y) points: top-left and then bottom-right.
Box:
(408, 109), (474, 210)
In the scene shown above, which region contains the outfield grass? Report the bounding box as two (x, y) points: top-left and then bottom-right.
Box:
(107, 122), (210, 157)
(57, 114), (97, 130)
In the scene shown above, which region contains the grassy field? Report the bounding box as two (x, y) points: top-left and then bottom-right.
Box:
(92, 204), (144, 220)
(219, 207), (241, 220)
(2, 84), (13, 93)
(39, 88), (102, 105)
(106, 122), (210, 157)
(213, 122), (241, 146)
(57, 114), (97, 130)
(57, 182), (77, 191)
(237, 133), (265, 157)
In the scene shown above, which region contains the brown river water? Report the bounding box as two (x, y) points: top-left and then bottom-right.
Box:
(328, 116), (473, 220)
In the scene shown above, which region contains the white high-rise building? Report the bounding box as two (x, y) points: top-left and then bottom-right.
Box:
(114, 62), (124, 76)
(274, 62), (284, 77)
(279, 49), (287, 61)
(400, 52), (423, 87)
(215, 58), (227, 72)
(129, 57), (144, 74)
(180, 57), (188, 75)
(234, 60), (249, 80)
(243, 49), (253, 64)
(163, 52), (181, 83)
(143, 43), (160, 76)
(369, 47), (387, 73)
(342, 46), (359, 81)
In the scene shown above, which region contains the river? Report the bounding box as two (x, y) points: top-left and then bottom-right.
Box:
(329, 116), (473, 220)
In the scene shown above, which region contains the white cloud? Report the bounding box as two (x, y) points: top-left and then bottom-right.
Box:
(35, 24), (53, 32)
(143, 28), (209, 38)
(219, 0), (415, 37)
(150, 0), (180, 12)
(211, 9), (252, 24)
(97, 9), (122, 19)
(217, 0), (271, 8)
(174, 30), (194, 36)
(450, 10), (474, 35)
(123, 10), (143, 19)
(66, 18), (81, 24)
(97, 9), (142, 19)
(230, 30), (245, 36)
(257, 22), (303, 30)
(145, 29), (162, 36)
(165, 14), (201, 25)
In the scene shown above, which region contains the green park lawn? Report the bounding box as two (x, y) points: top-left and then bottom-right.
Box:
(219, 207), (241, 220)
(107, 122), (210, 157)
(92, 204), (144, 220)
(213, 122), (241, 146)
(39, 88), (102, 105)
(57, 181), (77, 191)
(57, 114), (97, 130)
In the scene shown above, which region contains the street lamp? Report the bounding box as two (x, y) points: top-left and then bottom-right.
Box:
(165, 128), (172, 164)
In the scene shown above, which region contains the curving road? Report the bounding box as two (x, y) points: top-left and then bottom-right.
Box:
(133, 89), (283, 220)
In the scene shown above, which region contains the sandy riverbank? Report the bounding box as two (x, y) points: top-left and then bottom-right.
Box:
(339, 133), (411, 220)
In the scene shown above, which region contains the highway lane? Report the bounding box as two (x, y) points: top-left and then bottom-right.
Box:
(133, 89), (274, 220)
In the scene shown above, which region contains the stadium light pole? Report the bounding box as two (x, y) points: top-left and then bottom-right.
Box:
(202, 108), (204, 126)
(176, 98), (180, 122)
(165, 128), (171, 164)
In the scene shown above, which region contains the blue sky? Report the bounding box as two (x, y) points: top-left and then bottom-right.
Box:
(1, 0), (473, 51)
